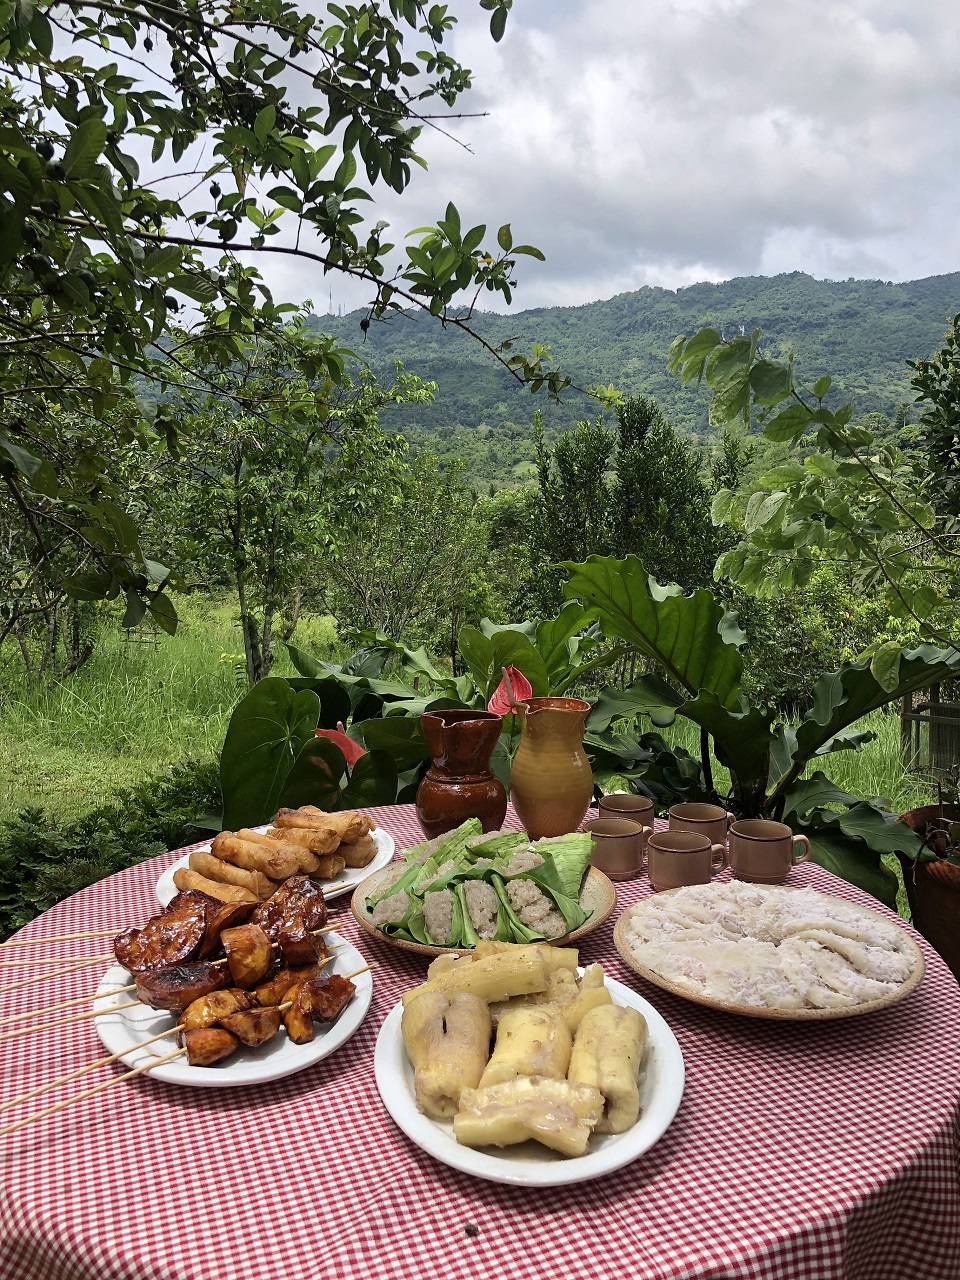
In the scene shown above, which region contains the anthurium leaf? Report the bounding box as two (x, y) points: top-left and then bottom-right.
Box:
(220, 678), (320, 829)
(563, 555), (744, 703)
(278, 735), (346, 812)
(284, 642), (325, 677)
(283, 677), (352, 729)
(341, 749), (399, 809)
(360, 715), (429, 772)
(458, 624), (550, 700)
(795, 644), (960, 761)
(800, 826), (898, 908)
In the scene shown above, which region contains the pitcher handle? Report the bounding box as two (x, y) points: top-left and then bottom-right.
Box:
(710, 842), (726, 875)
(792, 834), (812, 865)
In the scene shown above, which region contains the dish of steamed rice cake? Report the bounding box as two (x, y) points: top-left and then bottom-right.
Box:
(615, 881), (925, 1019)
(360, 819), (610, 951)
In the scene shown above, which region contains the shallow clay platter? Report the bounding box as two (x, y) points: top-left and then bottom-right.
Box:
(352, 863), (617, 958)
(614, 886), (925, 1021)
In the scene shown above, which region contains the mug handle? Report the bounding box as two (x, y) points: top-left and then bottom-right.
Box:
(725, 811), (736, 830)
(710, 842), (726, 875)
(639, 823), (654, 869)
(792, 834), (812, 865)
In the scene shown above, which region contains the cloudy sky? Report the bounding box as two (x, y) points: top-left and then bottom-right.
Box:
(264, 0), (960, 315)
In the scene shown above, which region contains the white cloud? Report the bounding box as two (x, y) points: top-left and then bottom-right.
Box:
(267, 0), (960, 315)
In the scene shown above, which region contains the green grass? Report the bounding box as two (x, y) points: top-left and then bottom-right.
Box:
(0, 600), (341, 823)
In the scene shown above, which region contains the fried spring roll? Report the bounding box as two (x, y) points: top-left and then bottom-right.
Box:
(266, 826), (340, 855)
(172, 868), (258, 904)
(236, 828), (321, 875)
(189, 852), (274, 900)
(274, 807), (373, 842)
(339, 833), (377, 868)
(211, 832), (300, 880)
(309, 854), (346, 882)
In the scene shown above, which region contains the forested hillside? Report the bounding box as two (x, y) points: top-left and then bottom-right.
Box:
(311, 272), (960, 486)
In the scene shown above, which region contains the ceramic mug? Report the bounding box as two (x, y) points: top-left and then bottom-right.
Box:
(727, 819), (812, 884)
(584, 816), (649, 881)
(668, 802), (734, 848)
(646, 830), (726, 892)
(598, 793), (655, 828)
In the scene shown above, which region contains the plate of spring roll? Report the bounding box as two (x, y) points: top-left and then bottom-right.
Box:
(375, 941), (685, 1186)
(353, 820), (617, 956)
(156, 806), (395, 907)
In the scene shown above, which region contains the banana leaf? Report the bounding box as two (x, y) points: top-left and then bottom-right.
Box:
(439, 866), (515, 944)
(467, 830), (531, 860)
(490, 872), (546, 943)
(378, 889), (427, 943)
(420, 886), (464, 947)
(369, 819), (482, 908)
(530, 832), (594, 899)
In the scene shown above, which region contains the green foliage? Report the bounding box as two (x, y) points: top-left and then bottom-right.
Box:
(563, 556), (944, 906)
(0, 0), (555, 643)
(909, 313), (960, 514)
(0, 759), (219, 939)
(317, 272), (960, 487)
(319, 450), (489, 658)
(670, 324), (960, 640)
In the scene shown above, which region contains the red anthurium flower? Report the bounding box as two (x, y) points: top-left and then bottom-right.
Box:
(314, 722), (367, 767)
(488, 665), (533, 716)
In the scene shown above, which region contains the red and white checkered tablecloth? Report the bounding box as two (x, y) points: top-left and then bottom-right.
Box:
(1, 803), (959, 1280)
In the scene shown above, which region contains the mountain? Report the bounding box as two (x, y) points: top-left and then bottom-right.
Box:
(308, 271), (960, 487)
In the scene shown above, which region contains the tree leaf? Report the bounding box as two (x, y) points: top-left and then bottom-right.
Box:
(62, 118), (107, 178)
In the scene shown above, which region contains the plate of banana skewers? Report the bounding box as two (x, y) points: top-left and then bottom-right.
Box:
(374, 940), (684, 1186)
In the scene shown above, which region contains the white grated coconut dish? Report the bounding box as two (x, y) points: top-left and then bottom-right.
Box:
(621, 882), (918, 1010)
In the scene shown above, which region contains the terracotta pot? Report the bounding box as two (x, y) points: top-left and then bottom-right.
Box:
(898, 804), (960, 982)
(416, 709), (507, 840)
(509, 696), (593, 839)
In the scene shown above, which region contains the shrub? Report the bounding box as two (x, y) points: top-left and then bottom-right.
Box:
(0, 757), (219, 938)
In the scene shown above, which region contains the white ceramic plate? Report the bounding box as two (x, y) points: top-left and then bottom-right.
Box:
(93, 931), (373, 1088)
(374, 973), (685, 1187)
(155, 826), (396, 907)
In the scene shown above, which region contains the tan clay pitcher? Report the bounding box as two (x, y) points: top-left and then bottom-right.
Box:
(509, 696), (593, 839)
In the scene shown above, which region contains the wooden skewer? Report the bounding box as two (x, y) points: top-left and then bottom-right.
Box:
(0, 1047), (187, 1138)
(0, 1001), (142, 1045)
(0, 930), (124, 947)
(0, 953), (115, 969)
(0, 922), (341, 968)
(0, 1026), (178, 1116)
(0, 957), (107, 996)
(1, 917), (340, 948)
(0, 985), (135, 1028)
(0, 946), (349, 1041)
(0, 962), (375, 1133)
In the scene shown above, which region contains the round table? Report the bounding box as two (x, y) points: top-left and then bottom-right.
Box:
(1, 804), (958, 1280)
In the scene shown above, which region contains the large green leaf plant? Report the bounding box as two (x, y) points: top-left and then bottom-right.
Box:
(217, 607), (626, 825)
(564, 555), (956, 907)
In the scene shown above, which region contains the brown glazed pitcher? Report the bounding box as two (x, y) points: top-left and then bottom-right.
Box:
(509, 697), (593, 839)
(416, 709), (508, 839)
